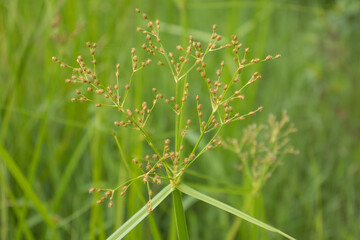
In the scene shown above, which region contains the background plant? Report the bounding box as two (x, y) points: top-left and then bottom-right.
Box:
(222, 111), (298, 239)
(1, 0), (359, 239)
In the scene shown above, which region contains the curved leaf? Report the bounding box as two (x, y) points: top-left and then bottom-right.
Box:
(177, 184), (295, 240)
(107, 184), (174, 240)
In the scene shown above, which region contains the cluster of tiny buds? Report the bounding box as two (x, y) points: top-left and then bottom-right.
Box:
(131, 47), (152, 70)
(135, 8), (164, 59)
(131, 152), (164, 185)
(130, 129), (226, 178)
(207, 24), (232, 51)
(147, 200), (153, 213)
(206, 138), (222, 150)
(53, 42), (115, 106)
(88, 186), (129, 207)
(135, 9), (233, 78)
(89, 188), (114, 207)
(58, 37), (160, 107)
(113, 87), (164, 128)
(51, 56), (67, 68)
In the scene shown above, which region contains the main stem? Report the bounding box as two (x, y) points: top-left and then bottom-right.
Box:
(172, 188), (189, 240)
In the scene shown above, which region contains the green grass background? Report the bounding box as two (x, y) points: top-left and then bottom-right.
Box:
(1, 0), (359, 239)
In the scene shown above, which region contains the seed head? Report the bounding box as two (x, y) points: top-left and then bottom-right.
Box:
(265, 55), (272, 61)
(126, 109), (133, 117)
(176, 45), (183, 51)
(216, 69), (221, 76)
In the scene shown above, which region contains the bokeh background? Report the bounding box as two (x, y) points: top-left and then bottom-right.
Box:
(1, 0), (359, 239)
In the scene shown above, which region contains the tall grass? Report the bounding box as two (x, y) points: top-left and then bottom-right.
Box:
(1, 0), (359, 239)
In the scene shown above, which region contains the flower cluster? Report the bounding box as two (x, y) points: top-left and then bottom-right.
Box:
(53, 8), (281, 210)
(222, 111), (298, 195)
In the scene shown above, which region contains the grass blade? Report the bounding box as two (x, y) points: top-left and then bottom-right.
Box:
(172, 189), (189, 240)
(0, 144), (55, 228)
(177, 184), (296, 240)
(0, 173), (34, 240)
(51, 131), (90, 211)
(107, 184), (174, 240)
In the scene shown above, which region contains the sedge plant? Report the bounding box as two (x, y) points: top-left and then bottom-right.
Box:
(223, 111), (299, 239)
(52, 9), (296, 240)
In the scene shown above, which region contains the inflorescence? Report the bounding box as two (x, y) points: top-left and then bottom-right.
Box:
(53, 8), (281, 211)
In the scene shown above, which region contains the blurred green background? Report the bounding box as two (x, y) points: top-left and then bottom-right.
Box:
(1, 0), (360, 239)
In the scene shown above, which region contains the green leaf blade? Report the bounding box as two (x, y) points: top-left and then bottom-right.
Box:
(0, 144), (55, 228)
(177, 184), (296, 240)
(107, 184), (174, 240)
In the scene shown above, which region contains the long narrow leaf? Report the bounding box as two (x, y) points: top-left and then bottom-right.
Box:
(0, 173), (35, 239)
(0, 144), (55, 228)
(51, 131), (90, 211)
(177, 184), (295, 240)
(107, 184), (174, 240)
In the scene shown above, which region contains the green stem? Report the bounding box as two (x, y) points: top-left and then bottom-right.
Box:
(175, 80), (180, 154)
(226, 194), (253, 240)
(172, 189), (189, 240)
